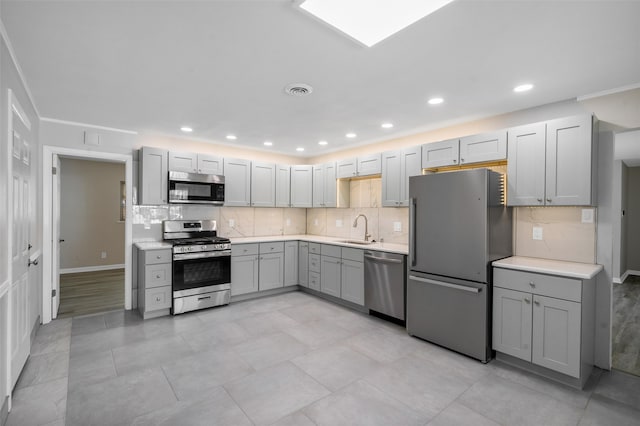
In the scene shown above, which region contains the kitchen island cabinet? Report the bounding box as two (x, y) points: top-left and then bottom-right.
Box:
(492, 256), (602, 388)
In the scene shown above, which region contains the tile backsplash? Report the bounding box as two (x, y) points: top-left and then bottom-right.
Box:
(306, 178), (409, 245)
(132, 205), (306, 241)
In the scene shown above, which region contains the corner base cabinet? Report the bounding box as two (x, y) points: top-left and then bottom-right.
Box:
(492, 265), (598, 388)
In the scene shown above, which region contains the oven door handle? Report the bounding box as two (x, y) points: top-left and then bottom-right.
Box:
(173, 250), (231, 261)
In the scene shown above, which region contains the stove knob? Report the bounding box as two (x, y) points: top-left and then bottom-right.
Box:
(187, 246), (193, 252)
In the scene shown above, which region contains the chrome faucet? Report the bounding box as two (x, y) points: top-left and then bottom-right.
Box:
(353, 214), (371, 242)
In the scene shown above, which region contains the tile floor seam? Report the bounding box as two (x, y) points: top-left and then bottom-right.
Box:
(220, 382), (257, 426)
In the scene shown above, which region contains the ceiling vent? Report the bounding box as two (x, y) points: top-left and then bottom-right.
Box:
(284, 83), (313, 96)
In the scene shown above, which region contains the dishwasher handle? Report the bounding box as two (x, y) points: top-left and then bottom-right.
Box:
(364, 254), (403, 264)
(409, 275), (481, 294)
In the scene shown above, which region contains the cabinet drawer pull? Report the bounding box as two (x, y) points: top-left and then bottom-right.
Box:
(529, 281), (535, 287)
(156, 275), (161, 279)
(156, 255), (162, 259)
(198, 296), (212, 301)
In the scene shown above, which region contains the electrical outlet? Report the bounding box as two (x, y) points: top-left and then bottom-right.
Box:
(532, 226), (543, 240)
(229, 219), (235, 227)
(582, 209), (594, 223)
(286, 218), (291, 226)
(336, 219), (343, 227)
(393, 221), (402, 232)
(101, 251), (107, 259)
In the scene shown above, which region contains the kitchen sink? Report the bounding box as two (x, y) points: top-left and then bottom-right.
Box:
(339, 240), (374, 245)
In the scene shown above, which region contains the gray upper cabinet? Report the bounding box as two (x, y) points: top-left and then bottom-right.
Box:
(251, 162), (276, 207)
(169, 151), (223, 175)
(197, 154), (224, 175)
(336, 157), (357, 178)
(224, 157), (251, 206)
(422, 131), (506, 169)
(545, 115), (595, 206)
(422, 138), (459, 168)
(337, 154), (382, 178)
(276, 164), (291, 208)
(139, 147), (168, 205)
(382, 146), (421, 207)
(507, 123), (547, 206)
(313, 162), (337, 207)
(508, 115), (595, 206)
(291, 165), (313, 208)
(459, 131), (507, 165)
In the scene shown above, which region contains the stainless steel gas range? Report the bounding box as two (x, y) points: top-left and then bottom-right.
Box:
(163, 220), (231, 314)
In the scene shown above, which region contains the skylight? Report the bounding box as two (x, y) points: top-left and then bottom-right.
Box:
(299, 0), (455, 47)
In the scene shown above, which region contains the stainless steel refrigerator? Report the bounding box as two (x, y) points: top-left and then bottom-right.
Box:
(407, 168), (512, 362)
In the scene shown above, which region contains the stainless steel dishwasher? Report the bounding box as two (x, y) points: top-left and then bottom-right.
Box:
(364, 251), (406, 321)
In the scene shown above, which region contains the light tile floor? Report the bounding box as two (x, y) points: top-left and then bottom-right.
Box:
(7, 291), (640, 426)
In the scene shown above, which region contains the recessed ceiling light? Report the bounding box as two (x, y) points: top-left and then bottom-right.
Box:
(318, 140), (328, 146)
(263, 141), (273, 146)
(346, 133), (357, 138)
(226, 134), (237, 140)
(296, 147), (305, 152)
(381, 122), (394, 129)
(428, 97), (444, 105)
(514, 83), (534, 93)
(180, 126), (193, 133)
(298, 0), (455, 47)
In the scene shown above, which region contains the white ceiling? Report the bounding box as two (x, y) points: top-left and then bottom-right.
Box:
(2, 0), (639, 157)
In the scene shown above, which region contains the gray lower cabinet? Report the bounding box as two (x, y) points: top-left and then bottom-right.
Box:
(493, 267), (594, 386)
(308, 245), (321, 291)
(318, 244), (365, 305)
(137, 247), (172, 319)
(231, 244), (259, 296)
(259, 242), (284, 291)
(284, 241), (298, 286)
(298, 241), (309, 287)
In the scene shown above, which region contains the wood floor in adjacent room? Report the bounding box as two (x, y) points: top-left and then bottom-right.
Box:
(612, 274), (640, 377)
(58, 269), (125, 318)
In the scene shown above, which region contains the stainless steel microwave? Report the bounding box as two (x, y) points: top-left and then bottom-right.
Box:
(168, 171), (225, 205)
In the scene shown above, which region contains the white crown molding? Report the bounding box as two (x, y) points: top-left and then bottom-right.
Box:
(41, 117), (138, 135)
(0, 19), (40, 118)
(577, 82), (640, 102)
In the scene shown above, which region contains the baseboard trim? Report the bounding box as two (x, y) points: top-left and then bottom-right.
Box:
(1, 395), (8, 426)
(60, 264), (125, 274)
(616, 270), (640, 284)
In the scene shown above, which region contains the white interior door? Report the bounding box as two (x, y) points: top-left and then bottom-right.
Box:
(51, 154), (61, 318)
(10, 109), (32, 389)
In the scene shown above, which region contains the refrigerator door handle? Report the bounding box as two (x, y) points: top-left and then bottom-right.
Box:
(410, 197), (416, 266)
(409, 275), (481, 294)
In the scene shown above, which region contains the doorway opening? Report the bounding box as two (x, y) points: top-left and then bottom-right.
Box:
(56, 158), (126, 318)
(612, 163), (640, 376)
(42, 146), (133, 325)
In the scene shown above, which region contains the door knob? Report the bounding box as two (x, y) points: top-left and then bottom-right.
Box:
(59, 239), (65, 243)
(28, 258), (38, 267)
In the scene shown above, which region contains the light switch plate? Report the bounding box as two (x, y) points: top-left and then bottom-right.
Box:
(286, 218), (291, 226)
(229, 219), (235, 227)
(314, 219), (319, 226)
(336, 219), (343, 227)
(581, 209), (594, 223)
(532, 226), (543, 240)
(393, 221), (402, 232)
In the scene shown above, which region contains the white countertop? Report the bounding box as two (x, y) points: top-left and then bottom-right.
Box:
(229, 234), (409, 255)
(134, 241), (173, 250)
(492, 256), (603, 280)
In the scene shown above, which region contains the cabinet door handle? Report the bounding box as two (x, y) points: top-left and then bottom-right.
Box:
(534, 300), (540, 306)
(460, 158), (465, 162)
(537, 198), (543, 203)
(546, 198), (552, 203)
(524, 298), (531, 304)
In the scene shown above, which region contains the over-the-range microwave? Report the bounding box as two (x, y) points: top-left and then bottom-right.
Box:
(168, 171), (225, 205)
